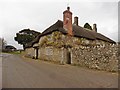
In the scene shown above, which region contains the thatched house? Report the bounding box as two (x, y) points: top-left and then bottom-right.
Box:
(3, 45), (16, 52)
(25, 7), (118, 72)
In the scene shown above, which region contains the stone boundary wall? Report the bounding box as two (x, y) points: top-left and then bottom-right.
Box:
(25, 48), (35, 58)
(71, 44), (118, 72)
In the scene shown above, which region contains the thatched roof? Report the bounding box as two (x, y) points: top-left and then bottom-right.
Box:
(41, 20), (115, 43)
(41, 20), (67, 36)
(72, 25), (115, 43)
(26, 20), (115, 48)
(5, 45), (16, 50)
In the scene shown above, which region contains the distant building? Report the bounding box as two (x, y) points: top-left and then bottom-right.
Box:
(25, 7), (118, 72)
(3, 45), (16, 52)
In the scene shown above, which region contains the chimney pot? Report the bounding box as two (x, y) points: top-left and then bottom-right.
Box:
(67, 7), (70, 11)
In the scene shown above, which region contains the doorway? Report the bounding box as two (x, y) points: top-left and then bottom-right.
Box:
(67, 51), (71, 64)
(35, 48), (39, 59)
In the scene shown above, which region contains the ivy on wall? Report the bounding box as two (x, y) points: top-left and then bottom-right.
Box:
(39, 31), (108, 48)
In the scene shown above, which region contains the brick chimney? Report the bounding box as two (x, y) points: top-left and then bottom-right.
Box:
(93, 24), (97, 32)
(73, 16), (78, 26)
(63, 7), (73, 36)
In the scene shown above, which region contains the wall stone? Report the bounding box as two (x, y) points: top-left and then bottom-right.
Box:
(71, 43), (118, 72)
(25, 48), (35, 58)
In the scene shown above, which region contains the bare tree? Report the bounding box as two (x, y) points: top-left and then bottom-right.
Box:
(0, 38), (7, 51)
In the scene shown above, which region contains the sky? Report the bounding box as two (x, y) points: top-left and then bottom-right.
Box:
(0, 0), (119, 49)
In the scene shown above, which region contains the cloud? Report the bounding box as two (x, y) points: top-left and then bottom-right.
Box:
(0, 1), (118, 49)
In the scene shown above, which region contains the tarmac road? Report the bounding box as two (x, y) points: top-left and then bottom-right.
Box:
(2, 53), (118, 88)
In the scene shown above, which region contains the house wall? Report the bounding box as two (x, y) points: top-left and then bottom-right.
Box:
(38, 46), (67, 64)
(25, 48), (35, 58)
(37, 31), (118, 72)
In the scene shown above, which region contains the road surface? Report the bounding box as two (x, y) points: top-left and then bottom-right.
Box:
(2, 53), (118, 88)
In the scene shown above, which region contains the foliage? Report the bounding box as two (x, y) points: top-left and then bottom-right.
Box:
(40, 31), (64, 48)
(84, 23), (92, 30)
(52, 31), (61, 40)
(4, 51), (21, 54)
(74, 38), (81, 45)
(1, 38), (7, 47)
(14, 29), (40, 49)
(39, 36), (48, 47)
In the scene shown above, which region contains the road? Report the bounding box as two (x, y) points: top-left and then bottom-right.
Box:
(2, 53), (118, 88)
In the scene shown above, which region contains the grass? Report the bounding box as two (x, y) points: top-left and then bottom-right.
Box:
(2, 51), (21, 55)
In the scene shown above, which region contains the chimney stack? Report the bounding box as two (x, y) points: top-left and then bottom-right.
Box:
(93, 24), (97, 32)
(63, 6), (73, 36)
(73, 16), (78, 26)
